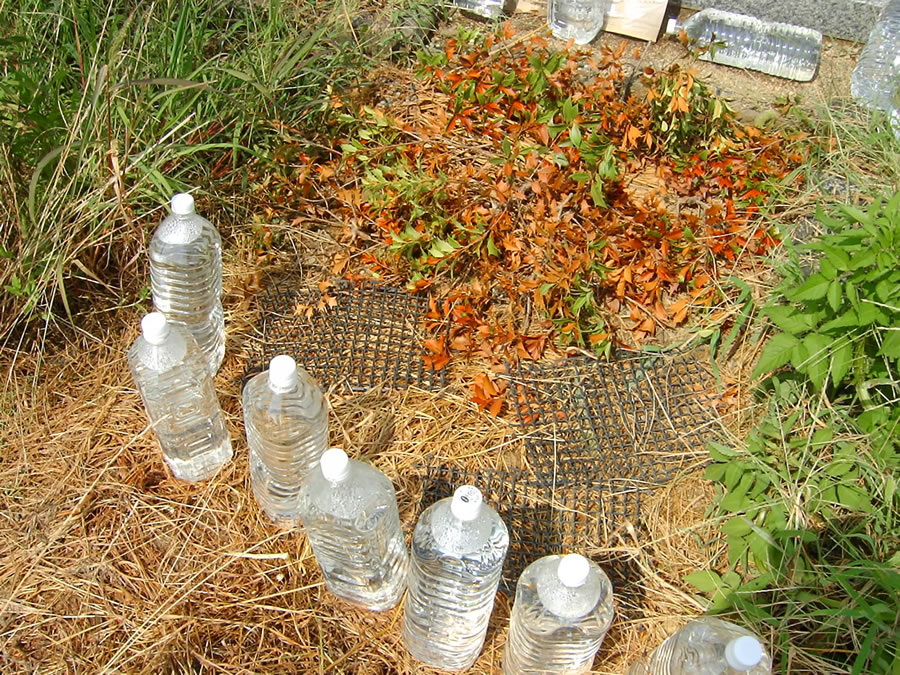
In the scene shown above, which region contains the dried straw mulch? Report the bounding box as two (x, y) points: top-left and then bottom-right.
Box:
(0, 290), (729, 673)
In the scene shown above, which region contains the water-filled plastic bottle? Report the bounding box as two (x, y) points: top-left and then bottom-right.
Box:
(452, 0), (505, 20)
(502, 553), (615, 674)
(851, 0), (900, 112)
(127, 312), (233, 482)
(297, 448), (409, 611)
(402, 485), (509, 670)
(666, 9), (822, 82)
(242, 355), (329, 527)
(548, 0), (612, 45)
(628, 616), (772, 674)
(150, 193), (225, 375)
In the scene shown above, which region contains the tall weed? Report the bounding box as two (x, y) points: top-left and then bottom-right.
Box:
(695, 195), (900, 673)
(0, 0), (367, 339)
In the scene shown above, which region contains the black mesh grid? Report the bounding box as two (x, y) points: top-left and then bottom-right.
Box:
(252, 282), (719, 596)
(505, 353), (718, 490)
(419, 464), (641, 595)
(247, 280), (447, 392)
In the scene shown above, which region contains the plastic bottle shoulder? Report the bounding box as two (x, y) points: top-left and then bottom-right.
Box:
(152, 213), (220, 247)
(668, 617), (773, 674)
(532, 556), (611, 620)
(302, 460), (396, 520)
(419, 498), (509, 557)
(243, 367), (325, 414)
(128, 328), (191, 372)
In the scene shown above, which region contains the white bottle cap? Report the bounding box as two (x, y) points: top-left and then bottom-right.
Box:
(666, 17), (679, 34)
(268, 355), (298, 390)
(141, 312), (170, 345)
(557, 553), (591, 588)
(320, 447), (350, 482)
(170, 193), (196, 216)
(450, 485), (483, 521)
(725, 635), (764, 670)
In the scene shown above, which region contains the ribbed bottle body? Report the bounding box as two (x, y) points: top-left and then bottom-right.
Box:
(297, 461), (409, 611)
(243, 368), (328, 527)
(548, 0), (611, 45)
(452, 0), (504, 20)
(682, 9), (821, 81)
(851, 0), (900, 110)
(402, 498), (509, 670)
(629, 617), (772, 675)
(150, 211), (225, 375)
(128, 326), (232, 482)
(503, 555), (614, 674)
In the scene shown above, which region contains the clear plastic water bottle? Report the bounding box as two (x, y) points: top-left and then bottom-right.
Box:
(297, 448), (409, 611)
(242, 355), (329, 527)
(127, 312), (233, 482)
(666, 9), (822, 82)
(851, 0), (900, 112)
(628, 616), (772, 674)
(150, 193), (225, 376)
(548, 0), (612, 45)
(452, 0), (505, 21)
(502, 553), (615, 674)
(402, 485), (509, 670)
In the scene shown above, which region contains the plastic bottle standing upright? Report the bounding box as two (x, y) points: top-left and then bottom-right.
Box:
(502, 553), (615, 674)
(296, 448), (409, 611)
(452, 0), (505, 21)
(548, 0), (612, 45)
(666, 9), (822, 82)
(402, 485), (509, 670)
(128, 312), (233, 482)
(150, 193), (225, 376)
(851, 0), (900, 121)
(628, 616), (772, 674)
(243, 355), (329, 527)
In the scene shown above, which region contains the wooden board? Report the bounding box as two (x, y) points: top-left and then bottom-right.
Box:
(515, 0), (668, 43)
(605, 0), (668, 42)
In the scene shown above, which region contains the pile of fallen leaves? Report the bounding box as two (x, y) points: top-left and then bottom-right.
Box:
(271, 24), (806, 409)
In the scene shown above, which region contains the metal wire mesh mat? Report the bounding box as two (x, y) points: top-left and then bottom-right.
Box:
(419, 463), (641, 595)
(247, 280), (447, 392)
(252, 279), (718, 596)
(506, 352), (717, 490)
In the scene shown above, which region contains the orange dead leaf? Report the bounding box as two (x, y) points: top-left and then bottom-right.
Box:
(471, 372), (504, 416)
(423, 353), (450, 372)
(293, 303), (314, 320)
(426, 295), (442, 320)
(331, 255), (349, 276)
(450, 333), (473, 351)
(517, 334), (548, 361)
(669, 297), (690, 325)
(653, 301), (668, 322)
(423, 338), (446, 355)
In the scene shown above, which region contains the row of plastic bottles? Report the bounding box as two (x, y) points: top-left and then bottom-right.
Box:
(455, 0), (613, 45)
(456, 0), (898, 112)
(454, 0), (823, 78)
(129, 329), (769, 671)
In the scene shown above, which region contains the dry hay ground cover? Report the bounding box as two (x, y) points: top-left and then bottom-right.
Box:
(0, 308), (726, 673)
(0, 15), (876, 675)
